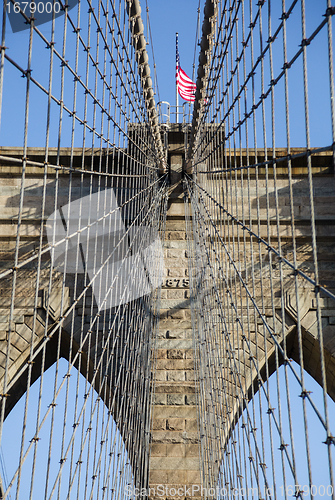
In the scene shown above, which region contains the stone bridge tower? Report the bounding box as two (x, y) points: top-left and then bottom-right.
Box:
(0, 130), (335, 498)
(148, 124), (335, 497)
(148, 124), (202, 499)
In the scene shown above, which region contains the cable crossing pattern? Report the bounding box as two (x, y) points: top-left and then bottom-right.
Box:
(0, 0), (334, 500)
(185, 0), (335, 498)
(0, 0), (167, 498)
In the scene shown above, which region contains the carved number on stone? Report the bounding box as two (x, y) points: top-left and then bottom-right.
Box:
(165, 279), (189, 288)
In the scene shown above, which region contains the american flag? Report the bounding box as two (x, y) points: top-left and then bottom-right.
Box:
(176, 33), (196, 102)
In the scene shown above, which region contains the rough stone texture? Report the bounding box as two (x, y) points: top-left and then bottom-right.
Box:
(149, 125), (202, 499)
(1, 142), (335, 497)
(150, 134), (335, 495)
(0, 147), (160, 490)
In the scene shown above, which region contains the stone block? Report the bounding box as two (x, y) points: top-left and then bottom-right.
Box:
(151, 431), (185, 444)
(10, 331), (29, 352)
(153, 407), (197, 419)
(157, 339), (192, 349)
(167, 231), (186, 240)
(165, 470), (187, 483)
(165, 221), (187, 230)
(160, 300), (188, 310)
(149, 470), (168, 483)
(152, 419), (166, 431)
(155, 371), (167, 382)
(156, 349), (167, 359)
(0, 315), (24, 324)
(185, 368), (196, 380)
(0, 350), (7, 368)
(167, 349), (184, 359)
(150, 457), (200, 471)
(157, 330), (168, 339)
(184, 310), (192, 319)
(15, 322), (34, 342)
(150, 444), (167, 457)
(185, 395), (197, 405)
(154, 394), (167, 405)
(155, 382), (194, 394)
(323, 324), (335, 352)
(156, 360), (180, 370)
(44, 287), (70, 320)
(166, 444), (185, 457)
(165, 258), (188, 269)
(167, 249), (183, 259)
(185, 419), (198, 431)
(185, 349), (194, 360)
(25, 316), (47, 336)
(185, 444), (199, 457)
(166, 310), (185, 320)
(159, 320), (192, 330)
(167, 268), (186, 277)
(167, 394), (185, 405)
(321, 309), (335, 317)
(165, 359), (194, 370)
(0, 296), (41, 307)
(166, 418), (185, 431)
(167, 289), (186, 299)
(159, 310), (169, 320)
(186, 470), (201, 483)
(167, 371), (186, 382)
(167, 204), (185, 217)
(165, 241), (187, 249)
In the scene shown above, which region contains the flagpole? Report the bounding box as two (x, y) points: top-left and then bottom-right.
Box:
(176, 32), (179, 123)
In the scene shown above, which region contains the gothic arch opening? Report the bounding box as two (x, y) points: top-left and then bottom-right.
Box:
(217, 361), (335, 498)
(1, 358), (135, 499)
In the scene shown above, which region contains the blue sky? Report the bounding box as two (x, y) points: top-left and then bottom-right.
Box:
(0, 0), (333, 148)
(145, 0), (203, 106)
(144, 0), (334, 147)
(0, 2), (335, 496)
(2, 357), (334, 498)
(0, 0), (204, 148)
